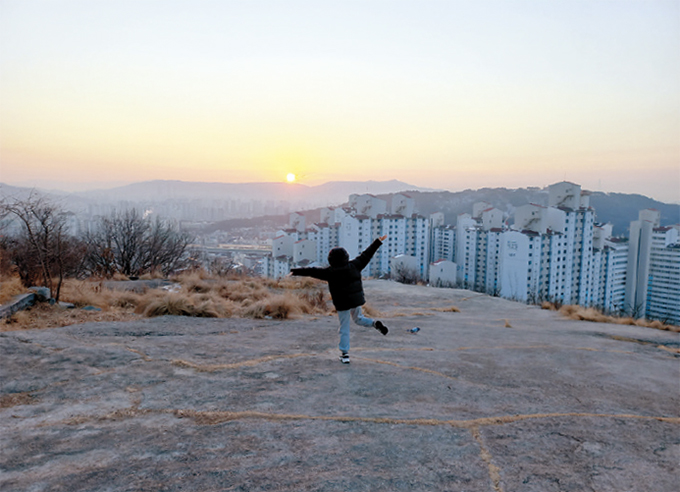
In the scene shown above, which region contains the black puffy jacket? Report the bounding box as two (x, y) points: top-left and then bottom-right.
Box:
(290, 239), (383, 311)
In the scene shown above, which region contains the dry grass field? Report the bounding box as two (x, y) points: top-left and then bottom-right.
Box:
(1, 272), (677, 333)
(0, 272), (334, 332)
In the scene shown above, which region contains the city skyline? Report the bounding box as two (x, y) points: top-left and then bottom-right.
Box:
(1, 1), (679, 203)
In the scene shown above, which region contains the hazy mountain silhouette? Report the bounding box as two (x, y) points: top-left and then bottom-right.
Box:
(2, 181), (677, 235)
(72, 179), (431, 204)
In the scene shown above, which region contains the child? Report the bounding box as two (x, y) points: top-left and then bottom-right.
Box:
(290, 235), (389, 364)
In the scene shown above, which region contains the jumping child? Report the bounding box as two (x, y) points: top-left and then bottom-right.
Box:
(290, 235), (389, 364)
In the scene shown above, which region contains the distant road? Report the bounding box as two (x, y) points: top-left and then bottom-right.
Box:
(191, 244), (271, 255)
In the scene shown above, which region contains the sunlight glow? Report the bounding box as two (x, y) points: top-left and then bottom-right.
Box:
(286, 173), (296, 183)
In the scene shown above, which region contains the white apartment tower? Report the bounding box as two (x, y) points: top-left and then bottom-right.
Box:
(430, 212), (455, 264)
(626, 209), (680, 323)
(646, 227), (680, 325)
(456, 213), (479, 288)
(625, 209), (661, 317)
(596, 238), (629, 314)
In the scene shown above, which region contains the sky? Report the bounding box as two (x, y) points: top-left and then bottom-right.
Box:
(1, 0), (679, 202)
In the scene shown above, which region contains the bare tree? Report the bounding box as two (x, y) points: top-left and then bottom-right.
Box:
(84, 210), (193, 277)
(207, 255), (238, 277)
(0, 192), (79, 301)
(391, 263), (420, 285)
(141, 216), (194, 275)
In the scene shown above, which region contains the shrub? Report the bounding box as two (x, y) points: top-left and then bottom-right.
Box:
(218, 281), (269, 303)
(240, 293), (304, 319)
(298, 290), (328, 314)
(136, 293), (196, 317)
(277, 277), (321, 290)
(111, 291), (143, 309)
(182, 278), (212, 294)
(60, 280), (109, 308)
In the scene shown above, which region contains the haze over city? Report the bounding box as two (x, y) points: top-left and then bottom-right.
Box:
(1, 0), (678, 203)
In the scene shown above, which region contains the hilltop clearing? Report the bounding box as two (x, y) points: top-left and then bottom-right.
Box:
(1, 281), (678, 491)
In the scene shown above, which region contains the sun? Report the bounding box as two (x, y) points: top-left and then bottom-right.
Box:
(286, 173), (296, 183)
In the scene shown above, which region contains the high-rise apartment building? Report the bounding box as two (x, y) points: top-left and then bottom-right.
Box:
(625, 209), (680, 324)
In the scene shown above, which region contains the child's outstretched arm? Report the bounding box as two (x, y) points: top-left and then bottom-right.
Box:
(353, 235), (386, 270)
(290, 267), (330, 281)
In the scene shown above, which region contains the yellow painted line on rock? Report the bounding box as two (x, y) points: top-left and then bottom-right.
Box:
(169, 344), (640, 374)
(123, 346), (152, 361)
(471, 426), (504, 492)
(171, 353), (316, 372)
(354, 356), (459, 381)
(47, 407), (680, 435)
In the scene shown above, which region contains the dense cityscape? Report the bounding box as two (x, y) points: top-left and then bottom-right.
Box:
(264, 181), (679, 325)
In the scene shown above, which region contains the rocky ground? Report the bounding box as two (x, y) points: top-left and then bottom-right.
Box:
(1, 280), (678, 491)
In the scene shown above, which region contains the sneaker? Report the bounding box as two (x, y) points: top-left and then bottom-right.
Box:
(339, 353), (350, 364)
(374, 320), (389, 335)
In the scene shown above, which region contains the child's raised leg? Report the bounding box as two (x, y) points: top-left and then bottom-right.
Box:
(351, 307), (388, 335)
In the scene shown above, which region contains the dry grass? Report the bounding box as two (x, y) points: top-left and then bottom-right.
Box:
(136, 291), (237, 318)
(136, 293), (198, 317)
(361, 303), (381, 318)
(432, 306), (461, 313)
(241, 293), (304, 319)
(541, 301), (557, 311)
(3, 274), (332, 330)
(1, 302), (139, 332)
(558, 305), (679, 332)
(59, 280), (146, 309)
(275, 276), (320, 290)
(0, 276), (27, 305)
(0, 392), (36, 408)
(217, 281), (270, 303)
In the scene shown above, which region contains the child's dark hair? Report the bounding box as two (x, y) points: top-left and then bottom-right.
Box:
(328, 247), (349, 267)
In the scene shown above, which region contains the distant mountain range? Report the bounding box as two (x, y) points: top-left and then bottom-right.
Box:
(2, 180), (678, 236)
(380, 188), (679, 236)
(72, 179), (434, 203)
(0, 179), (432, 215)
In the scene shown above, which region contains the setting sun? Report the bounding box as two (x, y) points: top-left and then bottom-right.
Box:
(286, 173), (296, 183)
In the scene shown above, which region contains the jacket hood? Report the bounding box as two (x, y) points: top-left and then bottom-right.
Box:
(328, 247), (349, 267)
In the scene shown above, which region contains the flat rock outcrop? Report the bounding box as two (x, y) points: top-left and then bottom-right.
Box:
(1, 280), (678, 491)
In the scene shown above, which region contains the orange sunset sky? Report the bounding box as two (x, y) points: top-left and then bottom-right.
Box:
(1, 1), (679, 202)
